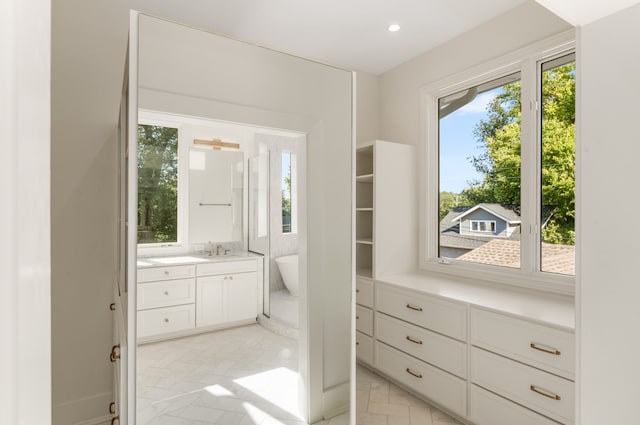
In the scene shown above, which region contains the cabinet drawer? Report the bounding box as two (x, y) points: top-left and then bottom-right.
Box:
(355, 277), (373, 307)
(375, 341), (466, 417)
(197, 259), (257, 276)
(375, 313), (466, 378)
(137, 278), (196, 310)
(356, 331), (373, 365)
(469, 385), (561, 425)
(356, 305), (373, 336)
(471, 348), (574, 423)
(137, 304), (195, 338)
(376, 284), (466, 341)
(137, 265), (195, 283)
(470, 307), (575, 379)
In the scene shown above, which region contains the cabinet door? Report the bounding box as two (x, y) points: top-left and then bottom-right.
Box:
(227, 272), (258, 323)
(196, 275), (226, 327)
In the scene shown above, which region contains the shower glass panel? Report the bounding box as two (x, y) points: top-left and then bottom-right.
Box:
(249, 152), (270, 317)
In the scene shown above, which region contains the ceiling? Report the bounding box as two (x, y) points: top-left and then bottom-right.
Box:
(129, 0), (530, 75)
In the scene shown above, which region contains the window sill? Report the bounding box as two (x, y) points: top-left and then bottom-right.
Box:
(421, 259), (575, 297)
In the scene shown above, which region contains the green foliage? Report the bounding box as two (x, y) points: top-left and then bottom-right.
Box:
(439, 191), (459, 220)
(461, 62), (575, 245)
(137, 124), (179, 243)
(282, 159), (292, 231)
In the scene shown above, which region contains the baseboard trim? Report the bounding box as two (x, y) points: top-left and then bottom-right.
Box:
(53, 391), (113, 425)
(322, 381), (350, 419)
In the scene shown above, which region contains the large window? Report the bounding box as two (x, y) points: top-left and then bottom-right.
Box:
(424, 36), (575, 291)
(137, 124), (179, 245)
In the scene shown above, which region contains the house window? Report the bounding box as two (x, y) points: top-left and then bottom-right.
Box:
(423, 34), (576, 291)
(438, 73), (521, 269)
(470, 220), (496, 233)
(281, 151), (297, 234)
(137, 123), (179, 245)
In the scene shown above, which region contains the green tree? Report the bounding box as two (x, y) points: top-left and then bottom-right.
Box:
(439, 191), (459, 220)
(137, 124), (178, 243)
(461, 62), (575, 245)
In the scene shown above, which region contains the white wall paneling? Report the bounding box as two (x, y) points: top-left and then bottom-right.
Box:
(0, 0), (52, 423)
(577, 4), (640, 424)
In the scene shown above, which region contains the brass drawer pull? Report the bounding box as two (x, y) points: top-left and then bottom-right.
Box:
(405, 368), (423, 379)
(406, 335), (423, 345)
(109, 402), (116, 414)
(109, 303), (116, 311)
(164, 291), (169, 296)
(530, 385), (561, 400)
(406, 304), (423, 312)
(356, 289), (360, 293)
(110, 345), (120, 362)
(356, 342), (360, 346)
(111, 417), (119, 425)
(530, 343), (561, 356)
(164, 270), (170, 275)
(356, 316), (360, 320)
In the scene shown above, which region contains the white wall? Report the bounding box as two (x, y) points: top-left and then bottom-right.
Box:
(379, 1), (572, 146)
(577, 4), (640, 423)
(137, 14), (353, 421)
(0, 0), (51, 424)
(51, 0), (130, 423)
(355, 71), (380, 146)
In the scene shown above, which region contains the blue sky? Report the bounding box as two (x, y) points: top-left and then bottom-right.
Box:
(439, 89), (498, 193)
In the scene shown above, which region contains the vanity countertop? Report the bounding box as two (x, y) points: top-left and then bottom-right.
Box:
(136, 251), (261, 268)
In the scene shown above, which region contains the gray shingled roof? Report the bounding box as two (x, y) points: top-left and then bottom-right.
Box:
(451, 203), (521, 223)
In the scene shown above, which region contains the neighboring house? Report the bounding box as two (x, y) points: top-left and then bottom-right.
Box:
(440, 203), (574, 275)
(439, 203), (521, 259)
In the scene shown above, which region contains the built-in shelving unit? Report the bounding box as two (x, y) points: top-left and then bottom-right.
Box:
(355, 144), (374, 280)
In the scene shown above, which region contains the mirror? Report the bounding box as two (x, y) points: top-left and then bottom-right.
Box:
(189, 148), (244, 243)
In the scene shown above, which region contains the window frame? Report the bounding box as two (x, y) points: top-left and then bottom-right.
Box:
(136, 114), (188, 256)
(420, 31), (576, 295)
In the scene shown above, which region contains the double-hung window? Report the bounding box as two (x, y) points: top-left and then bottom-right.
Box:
(423, 33), (575, 293)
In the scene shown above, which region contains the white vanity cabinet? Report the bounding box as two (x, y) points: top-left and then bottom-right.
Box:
(196, 259), (258, 328)
(136, 264), (197, 339)
(136, 256), (261, 343)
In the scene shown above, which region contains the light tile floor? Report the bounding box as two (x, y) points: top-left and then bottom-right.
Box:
(356, 365), (462, 425)
(137, 323), (459, 425)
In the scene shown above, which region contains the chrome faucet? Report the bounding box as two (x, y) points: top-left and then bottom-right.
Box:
(204, 241), (214, 256)
(216, 244), (224, 256)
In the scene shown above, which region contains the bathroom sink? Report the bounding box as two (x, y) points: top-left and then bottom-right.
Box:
(148, 256), (211, 265)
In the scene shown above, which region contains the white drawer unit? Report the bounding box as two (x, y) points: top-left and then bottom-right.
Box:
(470, 307), (575, 379)
(376, 283), (467, 341)
(469, 385), (561, 425)
(355, 305), (374, 336)
(375, 341), (467, 417)
(356, 331), (373, 365)
(137, 264), (196, 283)
(137, 304), (196, 338)
(471, 347), (574, 424)
(137, 278), (196, 310)
(197, 259), (257, 276)
(375, 312), (467, 378)
(355, 277), (374, 307)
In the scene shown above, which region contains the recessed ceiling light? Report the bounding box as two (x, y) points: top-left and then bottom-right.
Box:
(387, 24), (401, 32)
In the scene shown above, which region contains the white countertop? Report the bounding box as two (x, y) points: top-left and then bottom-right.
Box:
(377, 271), (575, 331)
(136, 251), (261, 268)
